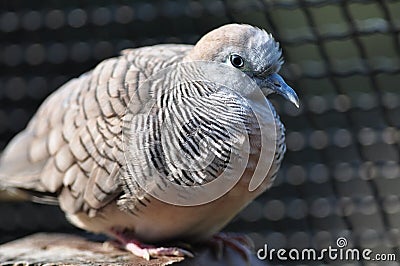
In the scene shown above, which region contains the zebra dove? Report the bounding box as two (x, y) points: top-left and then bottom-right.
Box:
(0, 24), (299, 260)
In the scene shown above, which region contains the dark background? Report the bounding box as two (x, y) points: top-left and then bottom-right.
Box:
(1, 0), (400, 265)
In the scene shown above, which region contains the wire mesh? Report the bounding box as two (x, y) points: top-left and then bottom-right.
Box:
(1, 0), (400, 265)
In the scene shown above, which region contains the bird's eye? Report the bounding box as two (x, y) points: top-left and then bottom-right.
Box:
(230, 54), (244, 68)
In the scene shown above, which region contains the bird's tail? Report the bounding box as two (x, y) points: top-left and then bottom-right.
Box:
(0, 153), (38, 202)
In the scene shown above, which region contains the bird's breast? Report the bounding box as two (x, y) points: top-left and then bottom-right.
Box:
(66, 121), (274, 243)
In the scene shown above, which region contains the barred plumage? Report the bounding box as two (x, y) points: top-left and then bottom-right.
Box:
(0, 24), (298, 259)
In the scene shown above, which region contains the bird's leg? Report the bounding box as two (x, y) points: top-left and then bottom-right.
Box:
(209, 232), (254, 261)
(110, 228), (194, 260)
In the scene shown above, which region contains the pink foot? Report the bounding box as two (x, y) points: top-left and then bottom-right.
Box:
(210, 232), (254, 261)
(110, 228), (194, 260)
(125, 242), (193, 260)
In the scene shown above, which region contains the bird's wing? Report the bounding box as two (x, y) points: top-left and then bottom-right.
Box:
(0, 44), (193, 215)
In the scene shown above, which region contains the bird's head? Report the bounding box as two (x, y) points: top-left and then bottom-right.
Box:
(186, 23), (299, 108)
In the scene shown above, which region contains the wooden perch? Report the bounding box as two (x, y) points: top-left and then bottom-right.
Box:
(0, 233), (267, 266)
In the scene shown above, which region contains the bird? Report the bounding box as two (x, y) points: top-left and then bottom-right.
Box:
(0, 24), (299, 260)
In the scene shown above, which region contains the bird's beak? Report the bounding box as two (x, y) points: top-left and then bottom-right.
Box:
(263, 73), (299, 108)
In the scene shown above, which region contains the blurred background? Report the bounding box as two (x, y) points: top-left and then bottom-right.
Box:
(0, 0), (399, 265)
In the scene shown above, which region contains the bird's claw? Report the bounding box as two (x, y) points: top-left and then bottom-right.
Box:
(125, 244), (194, 260)
(110, 228), (193, 260)
(210, 232), (254, 262)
